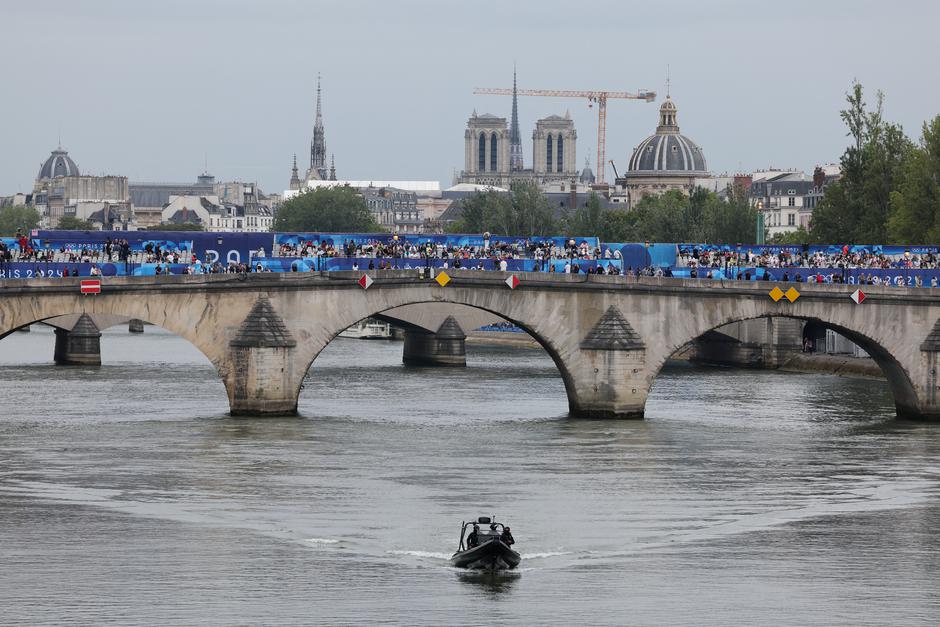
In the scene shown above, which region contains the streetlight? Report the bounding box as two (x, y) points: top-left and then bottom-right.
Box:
(756, 200), (765, 245)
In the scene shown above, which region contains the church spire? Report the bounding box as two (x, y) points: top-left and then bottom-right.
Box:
(315, 73), (324, 130)
(289, 154), (301, 190)
(310, 73), (327, 179)
(509, 64), (524, 171)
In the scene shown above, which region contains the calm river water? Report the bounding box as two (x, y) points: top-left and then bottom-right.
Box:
(1, 325), (939, 625)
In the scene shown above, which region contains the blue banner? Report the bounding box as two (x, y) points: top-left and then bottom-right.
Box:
(602, 243), (677, 269)
(276, 257), (621, 273)
(34, 231), (277, 266)
(272, 232), (600, 253)
(0, 261), (196, 278)
(668, 266), (938, 286)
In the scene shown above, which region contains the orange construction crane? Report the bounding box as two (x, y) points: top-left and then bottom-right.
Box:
(473, 87), (656, 184)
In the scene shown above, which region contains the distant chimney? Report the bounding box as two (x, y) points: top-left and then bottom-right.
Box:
(813, 166), (825, 188)
(733, 174), (753, 196)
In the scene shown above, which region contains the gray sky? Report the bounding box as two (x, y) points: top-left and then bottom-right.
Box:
(2, 0), (937, 196)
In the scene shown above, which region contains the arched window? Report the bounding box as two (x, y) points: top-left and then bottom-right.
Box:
(491, 132), (498, 171)
(557, 134), (564, 172)
(478, 133), (486, 171)
(546, 135), (553, 173)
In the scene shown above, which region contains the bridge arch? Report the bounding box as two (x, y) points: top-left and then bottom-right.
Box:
(0, 312), (225, 376)
(294, 297), (580, 416)
(647, 313), (920, 419)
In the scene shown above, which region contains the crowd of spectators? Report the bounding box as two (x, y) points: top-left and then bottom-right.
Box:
(6, 233), (940, 285)
(678, 246), (939, 271)
(2, 234), (194, 266)
(276, 238), (606, 263)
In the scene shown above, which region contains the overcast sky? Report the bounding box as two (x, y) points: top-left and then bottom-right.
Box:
(2, 0), (937, 195)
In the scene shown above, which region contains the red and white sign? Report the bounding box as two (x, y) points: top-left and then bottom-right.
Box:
(358, 274), (373, 290)
(505, 275), (520, 290)
(80, 279), (101, 295)
(851, 288), (866, 304)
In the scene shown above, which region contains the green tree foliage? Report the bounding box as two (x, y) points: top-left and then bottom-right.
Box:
(887, 116), (940, 243)
(597, 208), (642, 242)
(564, 192), (605, 236)
(451, 184), (755, 243)
(811, 82), (914, 242)
(148, 222), (205, 231)
(766, 226), (812, 245)
(0, 205), (41, 236)
(272, 186), (381, 232)
(446, 189), (506, 233)
(53, 216), (95, 230)
(599, 188), (757, 244)
(706, 187), (760, 244)
(448, 182), (557, 235)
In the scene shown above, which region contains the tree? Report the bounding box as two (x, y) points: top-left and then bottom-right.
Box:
(564, 192), (605, 236)
(504, 181), (557, 236)
(702, 187), (759, 244)
(887, 115), (940, 243)
(273, 186), (381, 232)
(598, 208), (643, 242)
(53, 216), (95, 230)
(147, 223), (205, 231)
(812, 81), (914, 243)
(0, 205), (41, 236)
(602, 188), (757, 244)
(767, 226), (812, 245)
(447, 182), (556, 236)
(447, 190), (511, 233)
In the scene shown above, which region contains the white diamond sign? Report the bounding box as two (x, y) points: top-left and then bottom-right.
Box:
(358, 274), (373, 290)
(851, 288), (866, 304)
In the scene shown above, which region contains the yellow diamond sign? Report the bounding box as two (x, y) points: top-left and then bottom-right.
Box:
(769, 287), (784, 302)
(435, 271), (451, 287)
(785, 287), (800, 302)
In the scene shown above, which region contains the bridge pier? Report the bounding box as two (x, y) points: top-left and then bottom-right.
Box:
(567, 306), (649, 419)
(566, 352), (649, 419)
(402, 316), (467, 367)
(53, 313), (101, 366)
(225, 296), (300, 416)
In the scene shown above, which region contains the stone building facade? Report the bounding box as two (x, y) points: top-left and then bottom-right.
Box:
(532, 115), (577, 178)
(362, 187), (422, 233)
(458, 112), (578, 189)
(32, 146), (132, 228)
(160, 195), (273, 233)
(462, 112), (511, 186)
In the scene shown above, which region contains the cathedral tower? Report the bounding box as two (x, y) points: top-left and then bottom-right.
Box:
(309, 74), (327, 180)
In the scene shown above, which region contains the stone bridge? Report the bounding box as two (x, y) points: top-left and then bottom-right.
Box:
(2, 271), (939, 420)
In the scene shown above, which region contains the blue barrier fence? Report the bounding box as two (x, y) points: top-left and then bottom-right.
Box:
(4, 230), (940, 285)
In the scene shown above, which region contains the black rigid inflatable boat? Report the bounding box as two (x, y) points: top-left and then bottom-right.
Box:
(450, 516), (520, 571)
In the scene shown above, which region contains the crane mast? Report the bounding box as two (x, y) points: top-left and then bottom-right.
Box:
(473, 87), (656, 184)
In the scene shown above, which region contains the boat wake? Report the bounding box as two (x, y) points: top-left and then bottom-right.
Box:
(386, 549), (451, 560)
(523, 551), (572, 559)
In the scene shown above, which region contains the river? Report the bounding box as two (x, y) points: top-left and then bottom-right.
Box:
(1, 325), (939, 625)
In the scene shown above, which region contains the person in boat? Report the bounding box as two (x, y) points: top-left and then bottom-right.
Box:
(500, 526), (515, 546)
(467, 524), (480, 548)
